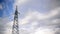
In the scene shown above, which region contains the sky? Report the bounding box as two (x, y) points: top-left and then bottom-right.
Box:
(0, 0), (60, 34)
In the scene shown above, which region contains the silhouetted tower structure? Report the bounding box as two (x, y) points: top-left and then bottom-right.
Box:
(12, 6), (19, 34)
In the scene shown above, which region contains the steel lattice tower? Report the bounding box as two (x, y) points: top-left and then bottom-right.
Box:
(12, 6), (19, 34)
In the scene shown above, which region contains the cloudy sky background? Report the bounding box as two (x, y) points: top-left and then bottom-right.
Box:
(0, 0), (60, 34)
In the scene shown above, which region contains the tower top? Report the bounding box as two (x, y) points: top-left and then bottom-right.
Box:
(15, 6), (18, 15)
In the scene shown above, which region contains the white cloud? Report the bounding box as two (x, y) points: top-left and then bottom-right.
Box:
(25, 8), (59, 20)
(16, 0), (29, 5)
(14, 0), (30, 6)
(31, 28), (55, 34)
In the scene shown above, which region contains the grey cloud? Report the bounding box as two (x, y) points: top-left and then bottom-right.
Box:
(0, 17), (9, 34)
(54, 28), (60, 34)
(25, 0), (60, 12)
(22, 8), (60, 34)
(13, 0), (60, 34)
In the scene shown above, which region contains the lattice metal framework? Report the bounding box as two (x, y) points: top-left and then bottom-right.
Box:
(12, 6), (19, 34)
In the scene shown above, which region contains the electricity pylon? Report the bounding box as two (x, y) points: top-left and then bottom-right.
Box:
(12, 6), (19, 34)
